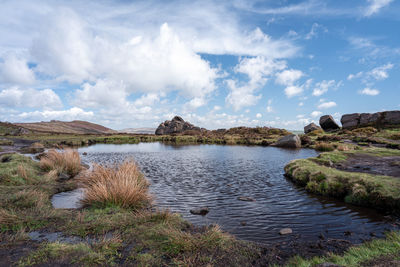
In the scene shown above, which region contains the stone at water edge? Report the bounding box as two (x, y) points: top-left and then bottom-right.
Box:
(319, 115), (340, 132)
(275, 134), (301, 148)
(279, 228), (293, 235)
(155, 116), (202, 135)
(190, 207), (209, 216)
(304, 122), (322, 134)
(237, 196), (256, 202)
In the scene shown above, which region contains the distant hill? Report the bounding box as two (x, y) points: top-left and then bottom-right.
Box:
(118, 128), (156, 134)
(15, 120), (117, 135)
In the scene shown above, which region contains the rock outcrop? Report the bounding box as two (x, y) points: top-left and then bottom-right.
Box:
(341, 110), (400, 129)
(155, 116), (202, 135)
(304, 123), (322, 134)
(275, 134), (301, 148)
(319, 115), (340, 132)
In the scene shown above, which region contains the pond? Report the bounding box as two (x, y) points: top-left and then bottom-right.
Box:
(75, 143), (397, 244)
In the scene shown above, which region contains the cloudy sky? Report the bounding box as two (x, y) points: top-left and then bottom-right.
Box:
(0, 0), (399, 130)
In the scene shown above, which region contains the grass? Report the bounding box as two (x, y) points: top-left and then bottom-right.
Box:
(80, 161), (152, 209)
(40, 149), (81, 177)
(314, 142), (335, 152)
(285, 150), (400, 211)
(0, 138), (14, 145)
(287, 231), (400, 267)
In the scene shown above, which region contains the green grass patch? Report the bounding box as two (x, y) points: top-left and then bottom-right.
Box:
(287, 231), (400, 267)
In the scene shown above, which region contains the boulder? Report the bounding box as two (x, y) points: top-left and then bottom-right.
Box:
(341, 113), (360, 129)
(190, 207), (209, 216)
(279, 228), (293, 235)
(155, 116), (203, 135)
(383, 111), (400, 125)
(304, 123), (321, 134)
(275, 134), (301, 148)
(319, 115), (340, 132)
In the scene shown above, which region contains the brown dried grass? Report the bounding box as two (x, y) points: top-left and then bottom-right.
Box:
(40, 149), (81, 177)
(80, 161), (152, 209)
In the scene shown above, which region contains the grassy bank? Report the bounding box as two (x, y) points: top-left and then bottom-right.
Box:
(287, 231), (400, 267)
(284, 148), (400, 212)
(0, 152), (261, 266)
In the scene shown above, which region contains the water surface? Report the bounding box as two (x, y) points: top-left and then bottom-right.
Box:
(78, 143), (397, 244)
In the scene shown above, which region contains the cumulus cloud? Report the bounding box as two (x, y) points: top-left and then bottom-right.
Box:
(17, 107), (93, 122)
(284, 85), (303, 98)
(226, 56), (286, 111)
(359, 87), (380, 95)
(318, 101), (337, 109)
(256, 113), (262, 118)
(367, 63), (393, 80)
(275, 69), (303, 86)
(0, 55), (35, 85)
(311, 111), (322, 118)
(266, 99), (273, 113)
(312, 80), (342, 96)
(0, 87), (62, 109)
(364, 0), (393, 17)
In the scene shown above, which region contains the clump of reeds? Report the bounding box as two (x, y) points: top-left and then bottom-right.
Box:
(80, 161), (152, 209)
(315, 142), (335, 152)
(40, 149), (81, 177)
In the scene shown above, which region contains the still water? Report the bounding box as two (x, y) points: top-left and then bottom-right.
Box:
(77, 143), (397, 244)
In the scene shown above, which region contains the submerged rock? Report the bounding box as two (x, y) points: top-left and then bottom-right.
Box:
(279, 228), (293, 235)
(238, 196), (255, 202)
(275, 134), (301, 148)
(319, 115), (340, 132)
(190, 207), (209, 216)
(155, 116), (202, 135)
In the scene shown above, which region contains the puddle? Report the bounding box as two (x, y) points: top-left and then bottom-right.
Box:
(28, 231), (83, 244)
(51, 188), (85, 209)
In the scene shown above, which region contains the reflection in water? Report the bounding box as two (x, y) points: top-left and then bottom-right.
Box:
(79, 143), (397, 244)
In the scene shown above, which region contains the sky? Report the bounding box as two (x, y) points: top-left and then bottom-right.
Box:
(0, 0), (399, 130)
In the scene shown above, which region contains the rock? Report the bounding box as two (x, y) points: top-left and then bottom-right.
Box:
(304, 123), (322, 134)
(383, 110), (400, 125)
(240, 221), (247, 226)
(238, 196), (255, 202)
(319, 115), (340, 132)
(190, 207), (209, 216)
(275, 134), (301, 148)
(279, 228), (292, 235)
(300, 135), (312, 146)
(34, 152), (47, 160)
(155, 116), (204, 135)
(58, 173), (70, 181)
(26, 142), (45, 154)
(82, 152), (87, 156)
(341, 113), (360, 129)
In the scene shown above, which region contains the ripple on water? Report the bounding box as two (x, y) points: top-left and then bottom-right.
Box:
(78, 143), (398, 244)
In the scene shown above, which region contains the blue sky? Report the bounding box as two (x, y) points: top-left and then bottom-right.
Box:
(0, 0), (399, 130)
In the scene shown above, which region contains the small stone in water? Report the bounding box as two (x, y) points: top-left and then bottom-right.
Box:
(240, 221), (247, 226)
(82, 152), (88, 156)
(279, 228), (293, 235)
(238, 196), (255, 202)
(190, 207), (209, 216)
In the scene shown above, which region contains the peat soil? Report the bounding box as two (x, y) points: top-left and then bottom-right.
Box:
(334, 153), (400, 178)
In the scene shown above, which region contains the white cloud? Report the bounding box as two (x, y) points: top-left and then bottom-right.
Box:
(318, 101), (337, 109)
(0, 87), (62, 109)
(275, 69), (303, 86)
(359, 87), (380, 96)
(17, 107), (93, 122)
(364, 0), (393, 16)
(284, 85), (303, 98)
(347, 71), (363, 80)
(305, 23), (327, 40)
(367, 63), (393, 80)
(226, 56), (286, 111)
(312, 80), (341, 96)
(0, 54), (35, 85)
(266, 99), (273, 113)
(311, 111), (322, 118)
(256, 113), (262, 118)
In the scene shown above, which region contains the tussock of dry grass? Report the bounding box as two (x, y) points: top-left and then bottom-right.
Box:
(0, 208), (19, 225)
(40, 149), (81, 177)
(80, 161), (152, 209)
